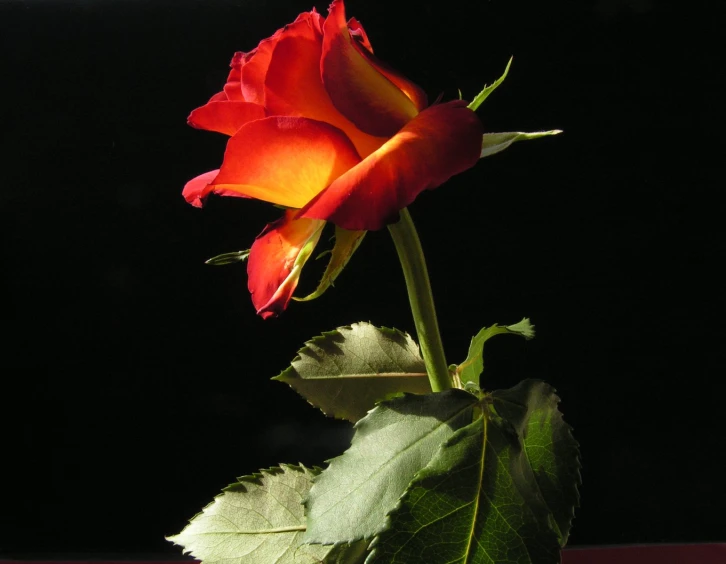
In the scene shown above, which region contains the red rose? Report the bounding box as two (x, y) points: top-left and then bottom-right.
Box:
(183, 0), (483, 318)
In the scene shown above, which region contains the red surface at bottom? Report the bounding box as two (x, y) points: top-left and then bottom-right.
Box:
(562, 543), (726, 563)
(2, 545), (726, 563)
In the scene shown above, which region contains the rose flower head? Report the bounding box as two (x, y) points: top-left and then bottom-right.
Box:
(183, 0), (483, 318)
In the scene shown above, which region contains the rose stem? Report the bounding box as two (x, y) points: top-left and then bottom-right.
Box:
(388, 207), (452, 392)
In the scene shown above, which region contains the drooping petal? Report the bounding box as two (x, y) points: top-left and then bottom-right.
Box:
(301, 100), (484, 231)
(321, 0), (419, 137)
(247, 211), (325, 319)
(210, 116), (361, 209)
(182, 169), (220, 208)
(187, 101), (265, 136)
(264, 8), (385, 158)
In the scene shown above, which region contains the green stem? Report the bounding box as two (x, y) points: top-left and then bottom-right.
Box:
(388, 208), (451, 392)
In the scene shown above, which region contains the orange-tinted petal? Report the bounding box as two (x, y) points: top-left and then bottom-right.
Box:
(347, 17), (373, 53)
(187, 101), (265, 136)
(346, 15), (427, 112)
(247, 211), (325, 319)
(210, 116), (361, 209)
(349, 35), (428, 113)
(301, 101), (484, 231)
(321, 0), (419, 137)
(264, 9), (385, 158)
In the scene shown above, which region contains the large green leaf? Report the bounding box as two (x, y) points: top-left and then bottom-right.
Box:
(369, 380), (579, 563)
(304, 390), (478, 544)
(295, 227), (366, 302)
(491, 380), (581, 545)
(274, 323), (432, 422)
(456, 318), (535, 388)
(168, 464), (366, 564)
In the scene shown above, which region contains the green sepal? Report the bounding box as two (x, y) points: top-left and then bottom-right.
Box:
(274, 323), (432, 422)
(480, 130), (562, 159)
(467, 56), (512, 112)
(304, 390), (478, 544)
(368, 379), (580, 563)
(167, 464), (368, 563)
(205, 249), (250, 266)
(295, 227), (365, 302)
(455, 318), (535, 388)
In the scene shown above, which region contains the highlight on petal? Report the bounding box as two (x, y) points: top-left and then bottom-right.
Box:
(210, 116), (361, 209)
(321, 0), (420, 137)
(182, 169), (220, 208)
(301, 100), (484, 231)
(264, 8), (385, 159)
(247, 211), (325, 319)
(187, 101), (265, 136)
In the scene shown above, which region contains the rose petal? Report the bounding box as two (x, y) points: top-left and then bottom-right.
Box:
(240, 36), (277, 104)
(222, 52), (245, 101)
(349, 34), (428, 113)
(182, 169), (220, 208)
(210, 116), (361, 209)
(346, 15), (427, 112)
(300, 100), (484, 231)
(187, 101), (265, 136)
(321, 0), (419, 137)
(264, 8), (385, 158)
(248, 211), (325, 319)
(347, 17), (373, 53)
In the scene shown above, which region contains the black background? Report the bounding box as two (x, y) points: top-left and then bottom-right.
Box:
(2, 0), (724, 556)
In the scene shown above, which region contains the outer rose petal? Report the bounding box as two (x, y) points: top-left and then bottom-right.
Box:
(321, 0), (419, 137)
(182, 169), (220, 208)
(187, 101), (265, 136)
(210, 116), (361, 209)
(248, 211), (325, 319)
(300, 101), (484, 231)
(239, 11), (323, 105)
(264, 8), (385, 158)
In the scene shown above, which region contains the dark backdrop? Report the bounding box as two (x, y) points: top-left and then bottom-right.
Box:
(2, 0), (723, 556)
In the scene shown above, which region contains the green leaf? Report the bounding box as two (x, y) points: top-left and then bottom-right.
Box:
(467, 56), (512, 112)
(168, 464), (367, 564)
(304, 390), (478, 544)
(479, 130), (562, 159)
(456, 318), (535, 388)
(490, 380), (581, 545)
(369, 380), (579, 563)
(295, 227), (366, 302)
(274, 323), (432, 422)
(205, 250), (250, 265)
